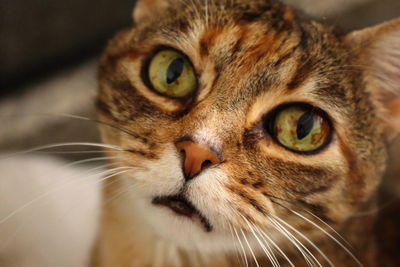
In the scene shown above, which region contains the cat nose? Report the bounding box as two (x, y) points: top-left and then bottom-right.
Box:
(175, 140), (221, 180)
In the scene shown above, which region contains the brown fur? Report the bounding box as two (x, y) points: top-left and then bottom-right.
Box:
(93, 0), (400, 266)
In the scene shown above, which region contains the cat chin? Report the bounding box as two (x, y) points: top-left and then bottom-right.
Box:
(127, 193), (284, 258)
(126, 190), (237, 253)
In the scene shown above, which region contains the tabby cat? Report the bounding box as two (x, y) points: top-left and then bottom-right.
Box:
(93, 0), (400, 266)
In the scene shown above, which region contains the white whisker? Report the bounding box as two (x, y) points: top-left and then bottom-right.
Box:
(305, 210), (352, 248)
(240, 228), (260, 267)
(233, 227), (249, 267)
(62, 156), (120, 168)
(0, 166), (133, 225)
(272, 215), (334, 267)
(229, 224), (246, 266)
(285, 208), (362, 267)
(3, 112), (146, 140)
(32, 150), (123, 155)
(269, 216), (317, 267)
(239, 214), (279, 267)
(255, 225), (295, 267)
(1, 142), (125, 161)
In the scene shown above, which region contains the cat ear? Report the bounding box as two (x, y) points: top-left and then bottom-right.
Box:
(345, 18), (400, 137)
(133, 0), (169, 23)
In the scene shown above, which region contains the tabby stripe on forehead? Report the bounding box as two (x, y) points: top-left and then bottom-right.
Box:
(272, 44), (297, 68)
(286, 30), (313, 90)
(230, 26), (248, 58)
(246, 32), (278, 63)
(286, 58), (313, 90)
(199, 27), (221, 57)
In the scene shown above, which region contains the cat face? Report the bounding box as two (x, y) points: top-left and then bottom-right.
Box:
(97, 0), (400, 254)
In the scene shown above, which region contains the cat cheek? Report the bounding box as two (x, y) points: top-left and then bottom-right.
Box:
(126, 145), (185, 195)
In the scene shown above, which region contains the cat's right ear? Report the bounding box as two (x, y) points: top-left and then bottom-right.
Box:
(345, 18), (400, 139)
(133, 0), (169, 23)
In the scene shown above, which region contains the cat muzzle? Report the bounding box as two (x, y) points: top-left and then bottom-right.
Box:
(152, 194), (212, 232)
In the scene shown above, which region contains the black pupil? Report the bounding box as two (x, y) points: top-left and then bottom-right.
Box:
(296, 111), (314, 140)
(166, 58), (184, 84)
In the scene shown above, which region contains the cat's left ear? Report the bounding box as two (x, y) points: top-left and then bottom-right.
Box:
(133, 0), (169, 24)
(345, 18), (400, 139)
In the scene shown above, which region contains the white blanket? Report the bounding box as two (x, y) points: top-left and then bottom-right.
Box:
(0, 155), (100, 267)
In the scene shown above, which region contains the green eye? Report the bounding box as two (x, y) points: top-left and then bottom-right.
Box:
(147, 49), (197, 98)
(270, 105), (331, 153)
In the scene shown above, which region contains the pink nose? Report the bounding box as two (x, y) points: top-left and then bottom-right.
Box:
(175, 141), (220, 180)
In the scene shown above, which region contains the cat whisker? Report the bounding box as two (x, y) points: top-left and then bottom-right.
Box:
(233, 227), (249, 267)
(256, 229), (280, 267)
(1, 166), (133, 250)
(0, 165), (133, 226)
(88, 168), (138, 208)
(54, 156), (124, 183)
(41, 167), (131, 231)
(101, 178), (142, 205)
(254, 224), (295, 267)
(262, 192), (351, 251)
(352, 197), (400, 217)
(268, 216), (318, 267)
(31, 150), (123, 155)
(271, 215), (335, 267)
(229, 224), (246, 267)
(5, 112), (149, 143)
(0, 142), (127, 161)
(238, 213), (280, 267)
(240, 228), (260, 267)
(304, 210), (352, 248)
(272, 201), (363, 267)
(41, 155), (120, 173)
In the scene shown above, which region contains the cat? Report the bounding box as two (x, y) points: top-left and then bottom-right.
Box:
(92, 0), (400, 266)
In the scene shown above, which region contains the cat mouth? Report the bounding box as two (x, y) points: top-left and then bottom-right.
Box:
(152, 194), (212, 232)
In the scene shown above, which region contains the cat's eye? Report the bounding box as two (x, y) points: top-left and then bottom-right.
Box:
(266, 104), (331, 153)
(146, 49), (197, 98)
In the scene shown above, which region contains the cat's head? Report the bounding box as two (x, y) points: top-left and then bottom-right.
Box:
(97, 0), (400, 256)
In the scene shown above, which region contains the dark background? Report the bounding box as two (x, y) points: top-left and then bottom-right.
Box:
(0, 0), (135, 95)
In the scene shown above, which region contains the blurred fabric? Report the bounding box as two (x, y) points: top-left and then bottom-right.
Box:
(0, 0), (135, 92)
(0, 155), (101, 267)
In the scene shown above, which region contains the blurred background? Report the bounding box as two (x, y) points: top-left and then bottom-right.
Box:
(0, 0), (399, 266)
